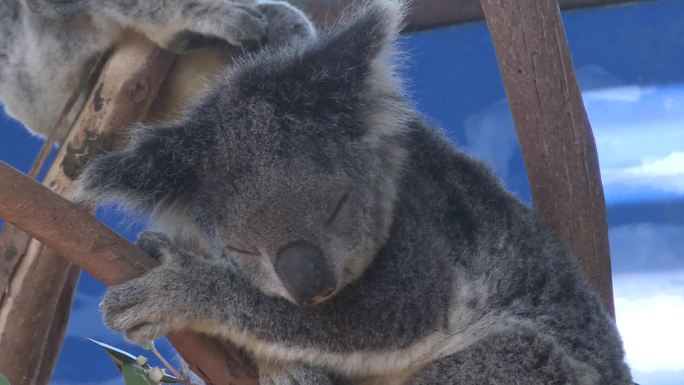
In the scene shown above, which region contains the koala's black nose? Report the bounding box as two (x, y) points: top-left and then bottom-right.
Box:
(275, 242), (337, 306)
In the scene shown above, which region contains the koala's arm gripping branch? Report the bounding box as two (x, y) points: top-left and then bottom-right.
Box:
(0, 161), (259, 385)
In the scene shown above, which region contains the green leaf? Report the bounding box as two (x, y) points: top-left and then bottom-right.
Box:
(88, 338), (181, 384)
(122, 364), (157, 385)
(0, 372), (11, 385)
(88, 338), (143, 368)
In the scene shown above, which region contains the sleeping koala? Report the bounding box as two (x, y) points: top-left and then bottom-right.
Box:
(76, 1), (633, 384)
(0, 0), (314, 139)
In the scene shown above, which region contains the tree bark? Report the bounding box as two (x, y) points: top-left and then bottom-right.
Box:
(291, 0), (637, 31)
(0, 31), (263, 385)
(0, 33), (175, 385)
(479, 0), (615, 317)
(0, 162), (259, 385)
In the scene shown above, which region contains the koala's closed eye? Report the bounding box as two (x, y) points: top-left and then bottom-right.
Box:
(225, 244), (262, 258)
(325, 191), (351, 227)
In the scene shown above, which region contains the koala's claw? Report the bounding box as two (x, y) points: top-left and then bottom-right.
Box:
(124, 322), (166, 344)
(136, 231), (196, 267)
(102, 284), (171, 343)
(164, 5), (268, 52)
(163, 2), (312, 52)
(136, 231), (174, 262)
(101, 269), (178, 344)
(219, 5), (269, 47)
(256, 1), (316, 46)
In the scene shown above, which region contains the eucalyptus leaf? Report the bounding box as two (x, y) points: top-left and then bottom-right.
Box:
(89, 338), (181, 384)
(122, 363), (158, 385)
(0, 372), (11, 385)
(88, 338), (144, 368)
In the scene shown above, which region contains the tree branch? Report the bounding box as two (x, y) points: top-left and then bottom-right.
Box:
(480, 0), (615, 316)
(0, 33), (258, 385)
(291, 0), (637, 31)
(0, 161), (259, 385)
(0, 33), (175, 385)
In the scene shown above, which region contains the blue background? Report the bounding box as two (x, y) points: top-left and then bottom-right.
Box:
(1, 1), (683, 384)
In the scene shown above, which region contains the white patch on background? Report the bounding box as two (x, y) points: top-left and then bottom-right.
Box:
(614, 271), (684, 373)
(583, 85), (655, 103)
(602, 152), (684, 194)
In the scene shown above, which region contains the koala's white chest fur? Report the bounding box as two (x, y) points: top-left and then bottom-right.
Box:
(190, 277), (499, 384)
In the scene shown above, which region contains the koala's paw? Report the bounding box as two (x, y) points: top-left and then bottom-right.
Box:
(222, 5), (270, 46)
(257, 1), (316, 47)
(166, 4), (268, 53)
(137, 231), (195, 266)
(101, 276), (174, 344)
(101, 232), (191, 344)
(137, 231), (173, 262)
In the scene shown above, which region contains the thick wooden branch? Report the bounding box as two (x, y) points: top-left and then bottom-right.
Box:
(0, 162), (259, 385)
(0, 32), (260, 385)
(480, 0), (615, 316)
(291, 0), (637, 31)
(0, 29), (257, 385)
(0, 33), (176, 385)
(0, 31), (259, 385)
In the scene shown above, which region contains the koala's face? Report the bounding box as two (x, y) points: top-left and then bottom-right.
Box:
(190, 123), (392, 305)
(77, 3), (407, 306)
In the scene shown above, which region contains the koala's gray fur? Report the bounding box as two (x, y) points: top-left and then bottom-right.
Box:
(75, 1), (633, 384)
(0, 0), (314, 138)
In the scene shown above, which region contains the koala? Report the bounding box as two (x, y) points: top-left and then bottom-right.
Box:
(0, 0), (315, 139)
(75, 1), (634, 384)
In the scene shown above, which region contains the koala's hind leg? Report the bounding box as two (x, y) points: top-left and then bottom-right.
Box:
(407, 329), (600, 385)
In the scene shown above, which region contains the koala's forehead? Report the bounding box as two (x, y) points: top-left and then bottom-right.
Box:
(198, 106), (361, 176)
(200, 161), (348, 233)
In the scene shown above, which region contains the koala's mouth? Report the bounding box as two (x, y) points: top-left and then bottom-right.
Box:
(302, 287), (336, 306)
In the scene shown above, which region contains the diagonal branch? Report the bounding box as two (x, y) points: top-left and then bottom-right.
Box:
(0, 32), (257, 385)
(0, 161), (259, 385)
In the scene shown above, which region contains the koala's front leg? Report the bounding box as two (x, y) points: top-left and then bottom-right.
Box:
(103, 232), (337, 384)
(101, 231), (294, 344)
(103, 231), (357, 368)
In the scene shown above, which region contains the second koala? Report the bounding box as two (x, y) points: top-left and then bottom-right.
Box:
(77, 2), (633, 384)
(0, 0), (314, 138)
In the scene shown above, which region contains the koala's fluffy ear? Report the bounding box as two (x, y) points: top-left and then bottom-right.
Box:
(74, 125), (199, 212)
(303, 0), (405, 96)
(313, 0), (404, 71)
(240, 0), (406, 121)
